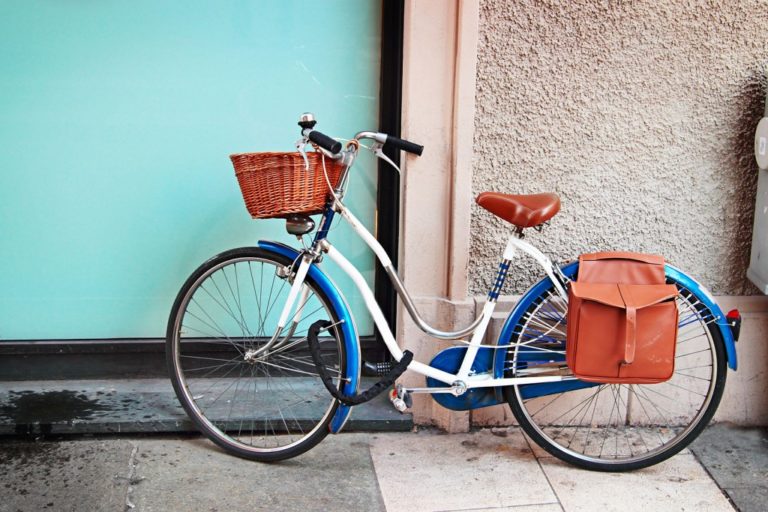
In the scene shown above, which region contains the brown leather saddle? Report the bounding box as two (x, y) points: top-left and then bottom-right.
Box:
(476, 191), (560, 230)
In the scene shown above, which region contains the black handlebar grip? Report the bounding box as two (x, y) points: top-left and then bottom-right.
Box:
(308, 130), (342, 154)
(385, 135), (424, 156)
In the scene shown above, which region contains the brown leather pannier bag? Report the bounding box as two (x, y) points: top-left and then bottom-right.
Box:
(566, 252), (679, 384)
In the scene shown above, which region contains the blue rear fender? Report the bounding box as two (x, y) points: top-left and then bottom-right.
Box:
(256, 240), (360, 433)
(492, 262), (738, 400)
(664, 263), (737, 369)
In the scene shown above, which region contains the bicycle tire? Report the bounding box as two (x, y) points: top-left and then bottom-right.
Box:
(503, 266), (727, 472)
(166, 247), (348, 462)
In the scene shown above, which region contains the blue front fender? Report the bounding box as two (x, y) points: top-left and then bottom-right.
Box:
(493, 262), (738, 400)
(257, 240), (360, 433)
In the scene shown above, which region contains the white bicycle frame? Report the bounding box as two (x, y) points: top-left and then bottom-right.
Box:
(272, 199), (575, 393)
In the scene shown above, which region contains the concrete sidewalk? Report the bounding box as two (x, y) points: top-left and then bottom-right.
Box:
(2, 426), (764, 512)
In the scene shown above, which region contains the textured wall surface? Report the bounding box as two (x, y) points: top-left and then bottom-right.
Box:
(470, 0), (767, 295)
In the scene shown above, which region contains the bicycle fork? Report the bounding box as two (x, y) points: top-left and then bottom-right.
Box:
(244, 253), (314, 361)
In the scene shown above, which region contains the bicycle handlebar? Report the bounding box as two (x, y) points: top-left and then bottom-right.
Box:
(384, 135), (423, 156)
(307, 130), (342, 155)
(297, 112), (424, 160)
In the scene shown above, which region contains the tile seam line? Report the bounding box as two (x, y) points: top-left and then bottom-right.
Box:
(688, 447), (739, 511)
(522, 433), (565, 512)
(366, 440), (389, 512)
(123, 440), (140, 510)
(434, 501), (562, 512)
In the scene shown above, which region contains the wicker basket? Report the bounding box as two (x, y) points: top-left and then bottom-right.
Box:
(230, 151), (345, 219)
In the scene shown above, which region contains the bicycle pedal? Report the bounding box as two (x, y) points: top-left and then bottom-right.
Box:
(362, 360), (395, 377)
(389, 389), (409, 413)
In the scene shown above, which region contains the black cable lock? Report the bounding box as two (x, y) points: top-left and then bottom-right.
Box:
(307, 320), (413, 406)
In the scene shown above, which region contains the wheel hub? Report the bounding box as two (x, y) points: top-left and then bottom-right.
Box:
(244, 348), (260, 364)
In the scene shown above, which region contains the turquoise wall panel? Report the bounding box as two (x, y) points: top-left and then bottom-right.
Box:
(0, 1), (381, 339)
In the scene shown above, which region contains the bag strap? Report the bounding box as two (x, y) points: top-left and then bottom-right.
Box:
(623, 306), (637, 365)
(618, 284), (637, 365)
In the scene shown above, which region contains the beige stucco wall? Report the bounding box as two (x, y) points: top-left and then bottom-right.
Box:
(469, 0), (768, 296)
(399, 0), (768, 428)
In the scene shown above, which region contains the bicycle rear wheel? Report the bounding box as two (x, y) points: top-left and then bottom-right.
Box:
(503, 267), (727, 471)
(166, 247), (348, 462)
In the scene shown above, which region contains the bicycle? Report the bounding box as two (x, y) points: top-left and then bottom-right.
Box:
(165, 113), (740, 471)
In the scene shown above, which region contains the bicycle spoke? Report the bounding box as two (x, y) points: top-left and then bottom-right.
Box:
(507, 270), (723, 469)
(222, 264), (253, 337)
(170, 253), (346, 458)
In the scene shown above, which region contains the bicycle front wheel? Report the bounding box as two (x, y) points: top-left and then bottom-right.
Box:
(166, 247), (348, 462)
(503, 266), (727, 471)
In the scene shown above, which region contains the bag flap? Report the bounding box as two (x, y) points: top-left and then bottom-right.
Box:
(579, 252), (664, 266)
(618, 283), (678, 309)
(577, 252), (667, 284)
(570, 282), (625, 308)
(570, 282), (678, 310)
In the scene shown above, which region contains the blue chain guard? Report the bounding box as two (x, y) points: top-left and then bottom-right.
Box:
(426, 346), (502, 411)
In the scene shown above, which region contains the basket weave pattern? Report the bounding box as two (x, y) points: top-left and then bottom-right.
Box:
(230, 152), (344, 219)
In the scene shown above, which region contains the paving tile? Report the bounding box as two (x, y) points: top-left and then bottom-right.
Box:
(539, 453), (734, 512)
(514, 428), (692, 462)
(0, 439), (135, 512)
(449, 505), (562, 512)
(718, 486), (768, 512)
(521, 430), (692, 461)
(690, 424), (768, 512)
(369, 430), (557, 512)
(690, 424), (768, 488)
(130, 433), (385, 512)
(518, 430), (553, 459)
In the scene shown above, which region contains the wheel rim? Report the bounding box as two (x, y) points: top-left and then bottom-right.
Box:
(170, 256), (345, 454)
(508, 279), (720, 466)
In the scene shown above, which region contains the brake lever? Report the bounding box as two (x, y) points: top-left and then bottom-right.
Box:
(372, 141), (401, 174)
(294, 136), (311, 170)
